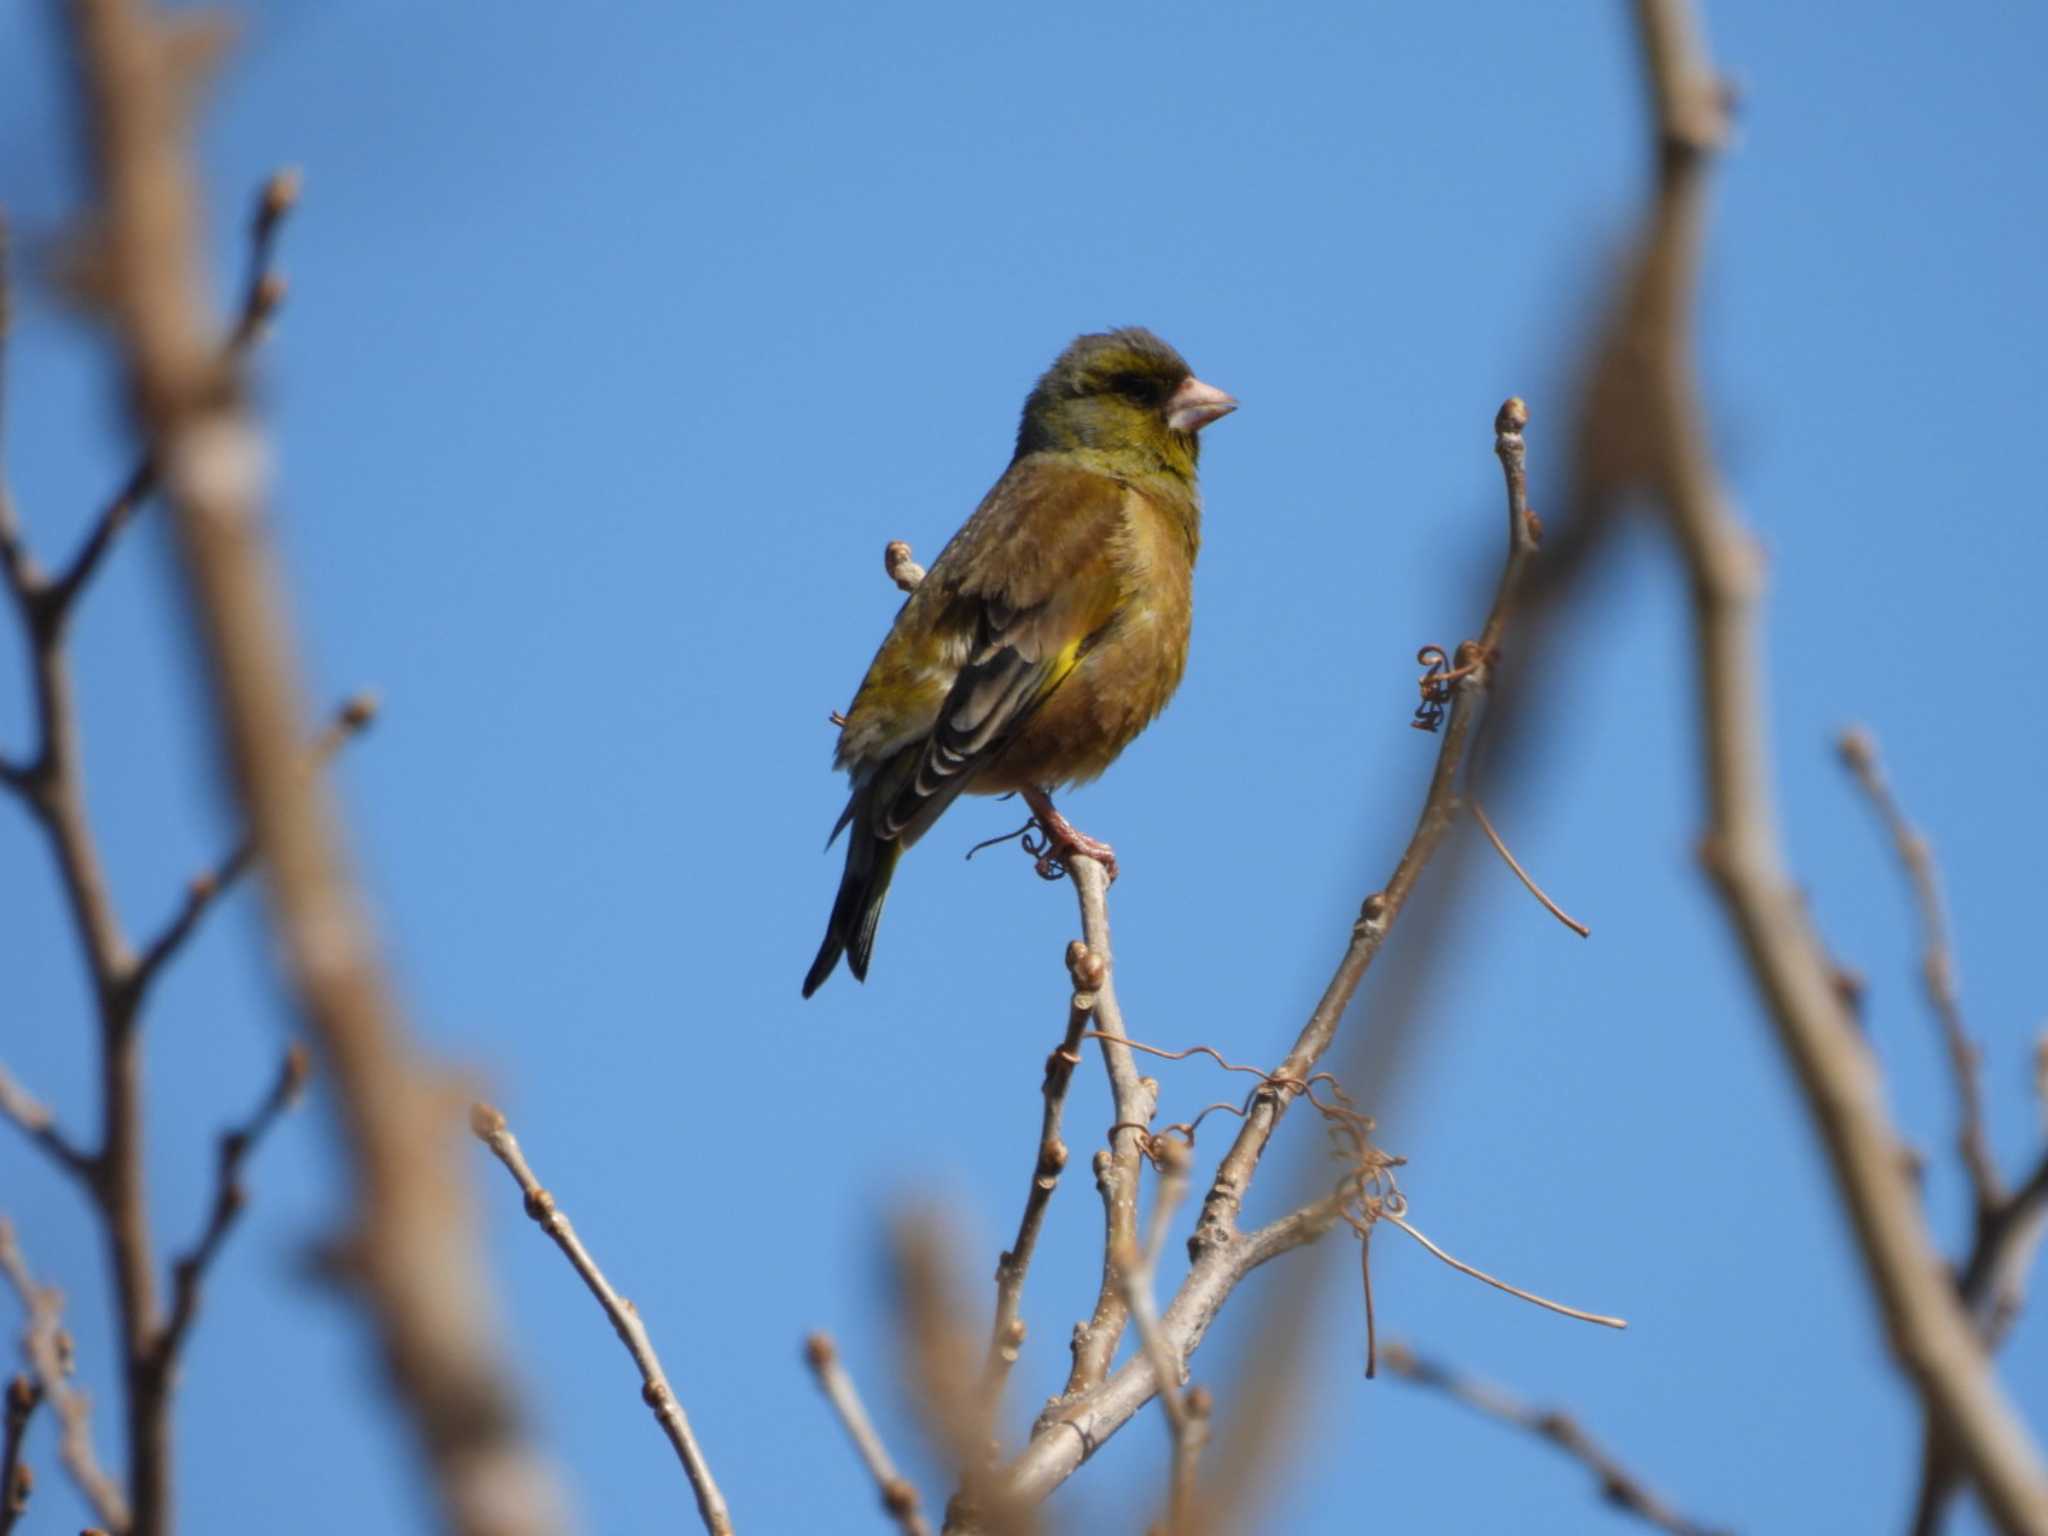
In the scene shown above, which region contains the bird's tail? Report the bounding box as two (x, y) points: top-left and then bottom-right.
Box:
(803, 788), (903, 996)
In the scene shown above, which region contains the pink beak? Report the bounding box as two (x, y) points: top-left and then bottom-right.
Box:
(1165, 375), (1238, 434)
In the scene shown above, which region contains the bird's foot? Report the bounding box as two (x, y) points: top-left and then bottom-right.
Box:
(1020, 788), (1119, 884)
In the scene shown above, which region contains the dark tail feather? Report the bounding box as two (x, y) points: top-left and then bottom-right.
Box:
(803, 821), (903, 997)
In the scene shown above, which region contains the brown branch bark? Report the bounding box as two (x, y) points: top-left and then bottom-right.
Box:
(57, 6), (569, 1532)
(1614, 4), (2048, 1531)
(472, 1105), (733, 1536)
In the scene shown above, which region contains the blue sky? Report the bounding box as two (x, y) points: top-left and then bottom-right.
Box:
(3, 3), (2045, 1533)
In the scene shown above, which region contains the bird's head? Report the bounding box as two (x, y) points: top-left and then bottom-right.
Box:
(1014, 328), (1236, 479)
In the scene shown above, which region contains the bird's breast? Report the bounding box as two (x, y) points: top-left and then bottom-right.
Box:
(974, 497), (1194, 793)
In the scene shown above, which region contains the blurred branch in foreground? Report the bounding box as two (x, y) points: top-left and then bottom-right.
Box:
(0, 147), (318, 1535)
(55, 1), (571, 1531)
(1600, 1), (2048, 1531)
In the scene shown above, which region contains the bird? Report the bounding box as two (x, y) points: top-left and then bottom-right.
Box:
(803, 327), (1236, 996)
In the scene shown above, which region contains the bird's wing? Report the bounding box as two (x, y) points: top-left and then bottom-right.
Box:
(854, 457), (1130, 844)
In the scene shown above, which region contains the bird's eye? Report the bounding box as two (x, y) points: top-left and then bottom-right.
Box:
(1105, 372), (1157, 404)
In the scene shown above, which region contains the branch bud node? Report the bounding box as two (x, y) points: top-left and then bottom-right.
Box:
(467, 1102), (506, 1140)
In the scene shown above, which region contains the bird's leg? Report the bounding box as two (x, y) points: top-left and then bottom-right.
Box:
(1019, 786), (1119, 884)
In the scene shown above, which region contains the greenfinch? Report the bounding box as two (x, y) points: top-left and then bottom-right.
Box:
(804, 327), (1236, 996)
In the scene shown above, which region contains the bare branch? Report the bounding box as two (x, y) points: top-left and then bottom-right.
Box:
(0, 1219), (128, 1532)
(1381, 1341), (1730, 1536)
(60, 6), (566, 1530)
(1, 1374), (41, 1536)
(1007, 1196), (1339, 1505)
(1911, 1149), (2048, 1533)
(470, 1104), (733, 1536)
(153, 1047), (308, 1374)
(0, 1065), (94, 1183)
(1112, 1139), (1201, 1533)
(128, 692), (378, 1003)
(1056, 858), (1159, 1401)
(1470, 798), (1590, 938)
(1115, 1142), (1190, 1436)
(1378, 1210), (1625, 1330)
(1836, 726), (1999, 1215)
(1613, 3), (2048, 1529)
(44, 168), (297, 628)
(804, 1333), (933, 1536)
(982, 942), (1102, 1399)
(0, 157), (332, 1535)
(1195, 397), (1539, 1256)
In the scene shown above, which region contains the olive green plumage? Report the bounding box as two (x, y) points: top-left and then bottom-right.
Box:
(804, 328), (1234, 996)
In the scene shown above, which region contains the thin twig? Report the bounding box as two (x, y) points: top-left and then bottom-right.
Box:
(0, 1219), (128, 1531)
(0, 1066), (94, 1183)
(1836, 726), (1999, 1216)
(1381, 1341), (1730, 1536)
(1378, 1210), (1625, 1330)
(1005, 398), (1547, 1509)
(128, 692), (378, 1003)
(43, 168), (296, 628)
(63, 7), (566, 1530)
(1619, 2), (2048, 1530)
(1057, 857), (1159, 1399)
(982, 942), (1102, 1401)
(1113, 1140), (1200, 1534)
(1, 1374), (41, 1536)
(470, 1104), (732, 1536)
(153, 1047), (309, 1375)
(1116, 1145), (1190, 1437)
(804, 1333), (933, 1536)
(1470, 798), (1590, 938)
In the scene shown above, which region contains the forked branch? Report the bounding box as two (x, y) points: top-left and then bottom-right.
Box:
(1002, 398), (1552, 1508)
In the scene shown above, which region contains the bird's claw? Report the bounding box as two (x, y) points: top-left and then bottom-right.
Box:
(1021, 818), (1119, 884)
